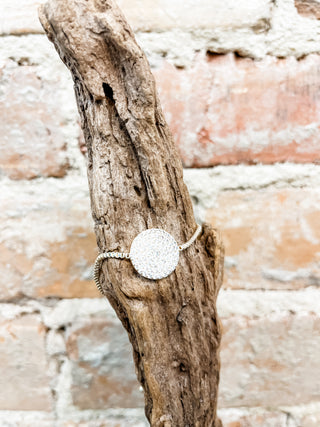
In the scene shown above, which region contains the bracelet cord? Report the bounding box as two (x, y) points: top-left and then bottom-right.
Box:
(93, 224), (202, 295)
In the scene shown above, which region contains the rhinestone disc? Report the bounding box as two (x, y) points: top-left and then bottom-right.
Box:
(129, 229), (179, 280)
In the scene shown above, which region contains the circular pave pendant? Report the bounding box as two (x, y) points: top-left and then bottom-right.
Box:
(129, 228), (180, 280)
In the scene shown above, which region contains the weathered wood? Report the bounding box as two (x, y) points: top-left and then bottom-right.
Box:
(39, 1), (224, 425)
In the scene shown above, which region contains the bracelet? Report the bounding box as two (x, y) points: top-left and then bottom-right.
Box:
(93, 224), (202, 294)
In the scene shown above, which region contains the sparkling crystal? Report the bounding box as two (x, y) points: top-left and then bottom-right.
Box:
(129, 229), (179, 280)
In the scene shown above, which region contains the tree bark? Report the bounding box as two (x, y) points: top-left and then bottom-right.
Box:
(39, 1), (224, 425)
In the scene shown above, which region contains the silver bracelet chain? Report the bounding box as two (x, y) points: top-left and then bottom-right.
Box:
(93, 224), (202, 295)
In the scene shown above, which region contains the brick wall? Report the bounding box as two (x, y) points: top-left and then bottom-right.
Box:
(1, 1), (320, 426)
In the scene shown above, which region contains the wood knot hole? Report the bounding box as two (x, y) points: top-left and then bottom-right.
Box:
(102, 82), (114, 102)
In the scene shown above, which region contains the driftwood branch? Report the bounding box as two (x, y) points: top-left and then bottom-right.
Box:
(39, 1), (224, 425)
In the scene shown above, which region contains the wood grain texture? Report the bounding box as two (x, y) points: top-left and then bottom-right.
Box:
(39, 1), (224, 425)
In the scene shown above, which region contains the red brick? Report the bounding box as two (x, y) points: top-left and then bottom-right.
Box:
(154, 54), (320, 167)
(0, 179), (100, 299)
(65, 316), (143, 409)
(207, 187), (320, 290)
(0, 61), (69, 179)
(0, 314), (53, 410)
(219, 309), (320, 408)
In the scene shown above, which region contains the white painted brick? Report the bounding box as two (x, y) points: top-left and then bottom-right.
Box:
(0, 35), (83, 175)
(138, 0), (320, 63)
(0, 409), (148, 427)
(0, 0), (273, 35)
(0, 0), (45, 35)
(217, 289), (320, 318)
(184, 164), (320, 212)
(0, 405), (318, 426)
(2, 0), (320, 63)
(0, 412), (55, 427)
(46, 329), (66, 356)
(117, 0), (273, 32)
(42, 298), (113, 330)
(218, 403), (320, 427)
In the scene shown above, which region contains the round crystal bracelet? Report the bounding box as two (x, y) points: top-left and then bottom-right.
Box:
(93, 224), (202, 294)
